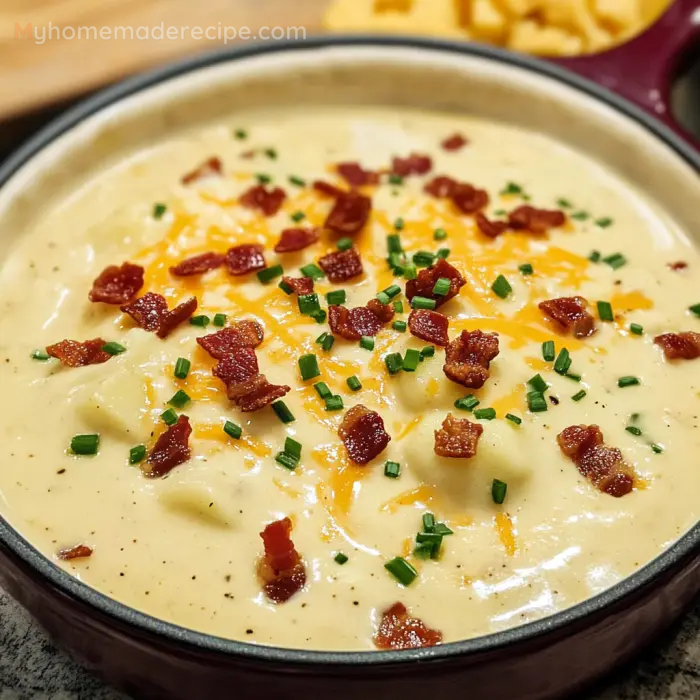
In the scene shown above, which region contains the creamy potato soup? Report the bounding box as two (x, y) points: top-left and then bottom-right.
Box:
(0, 108), (699, 651)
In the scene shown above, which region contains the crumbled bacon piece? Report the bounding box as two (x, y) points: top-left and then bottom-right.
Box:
(443, 330), (499, 389)
(181, 157), (223, 185)
(441, 133), (468, 152)
(557, 425), (635, 497)
(668, 261), (688, 270)
(170, 252), (224, 277)
(339, 405), (391, 465)
(57, 544), (93, 560)
(434, 413), (484, 458)
(324, 191), (372, 235)
(391, 153), (432, 177)
(405, 257), (465, 308)
(374, 602), (443, 650)
(89, 262), (144, 304)
(212, 348), (290, 412)
(452, 183), (490, 214)
(508, 205), (566, 233)
(274, 227), (319, 253)
(239, 185), (286, 216)
(366, 298), (395, 323)
(318, 248), (364, 283)
(313, 180), (344, 198)
(328, 301), (393, 341)
(336, 162), (380, 187)
(225, 244), (266, 276)
(46, 338), (112, 367)
(197, 321), (264, 359)
(281, 276), (314, 295)
(424, 175), (458, 199)
(146, 415), (192, 478)
(408, 309), (449, 347)
(120, 292), (197, 339)
(539, 296), (595, 338)
(258, 517), (306, 603)
(654, 332), (700, 360)
(475, 212), (508, 238)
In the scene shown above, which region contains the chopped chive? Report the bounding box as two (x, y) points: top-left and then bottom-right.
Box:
(324, 395), (344, 411)
(30, 350), (50, 361)
(553, 348), (572, 375)
(223, 421), (242, 440)
(433, 228), (448, 241)
(626, 426), (643, 436)
(393, 320), (407, 332)
(288, 175), (306, 187)
(290, 210), (305, 222)
(168, 389), (191, 409)
(278, 280), (294, 295)
(565, 372), (582, 382)
(298, 354), (320, 381)
(321, 334), (335, 352)
(557, 198), (573, 209)
(474, 407), (496, 420)
(213, 313), (227, 327)
(589, 250), (602, 263)
(394, 217), (405, 231)
(284, 437), (302, 460)
(403, 263), (418, 279)
(651, 443), (664, 454)
(234, 128), (247, 140)
(387, 234), (403, 254)
(518, 263), (534, 276)
(257, 265), (284, 284)
(314, 382), (332, 399)
(421, 346), (436, 358)
(393, 300), (404, 314)
(618, 376), (640, 388)
(174, 357), (191, 379)
(310, 309), (327, 324)
(271, 401), (295, 423)
(571, 211), (590, 221)
(501, 182), (522, 195)
(360, 336), (375, 351)
(528, 374), (548, 393)
(297, 293), (321, 315)
(492, 479), (508, 505)
(161, 408), (178, 425)
(334, 552), (349, 565)
(571, 389), (587, 402)
(689, 303), (700, 317)
(402, 349), (421, 372)
(376, 292), (390, 305)
(422, 513), (436, 532)
(129, 445), (146, 464)
(264, 148), (278, 160)
(153, 203), (167, 220)
(505, 413), (522, 425)
(491, 275), (513, 299)
(494, 209), (507, 216)
(596, 217), (614, 228)
(384, 557), (418, 586)
(603, 253), (626, 270)
(315, 332), (329, 345)
(542, 340), (555, 362)
(597, 301), (614, 322)
(300, 264), (324, 280)
(189, 315), (210, 327)
(388, 173), (404, 186)
(436, 248), (450, 260)
(413, 541), (435, 560)
(432, 277), (451, 296)
(346, 375), (362, 392)
(455, 395), (480, 411)
(380, 284), (401, 301)
(337, 237), (353, 251)
(413, 252), (436, 268)
(385, 352), (404, 374)
(527, 391), (548, 412)
(384, 461), (401, 478)
(70, 434), (99, 456)
(433, 523), (453, 536)
(411, 296), (437, 310)
(256, 173), (272, 185)
(275, 452), (298, 470)
(630, 323), (644, 335)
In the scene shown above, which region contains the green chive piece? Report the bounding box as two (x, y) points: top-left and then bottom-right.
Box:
(492, 479), (508, 504)
(385, 352), (404, 374)
(284, 437), (302, 460)
(387, 234), (403, 254)
(491, 275), (513, 299)
(347, 375), (362, 392)
(278, 280), (294, 295)
(455, 395), (480, 411)
(553, 348), (572, 375)
(310, 309), (327, 324)
(421, 346), (436, 358)
(572, 390), (587, 402)
(597, 301), (614, 322)
(384, 461), (401, 478)
(415, 532), (443, 560)
(320, 334), (335, 352)
(174, 357), (191, 379)
(423, 513), (436, 532)
(161, 408), (178, 426)
(650, 443), (664, 454)
(589, 250), (602, 263)
(413, 542), (435, 560)
(298, 354), (320, 381)
(411, 296), (437, 310)
(324, 395), (344, 412)
(257, 265), (284, 284)
(189, 315), (210, 327)
(326, 290), (346, 306)
(542, 340), (555, 362)
(314, 382), (332, 400)
(527, 391), (548, 413)
(213, 313), (227, 327)
(298, 293), (321, 315)
(315, 332), (328, 345)
(571, 211), (590, 221)
(30, 350), (50, 361)
(630, 323), (644, 335)
(689, 303), (700, 318)
(100, 341), (126, 356)
(223, 421), (242, 440)
(300, 264), (324, 280)
(519, 263), (534, 276)
(360, 336), (375, 351)
(263, 148), (277, 160)
(271, 401), (295, 423)
(557, 198), (573, 209)
(626, 426), (643, 436)
(565, 372), (582, 382)
(603, 253), (627, 270)
(384, 557), (418, 586)
(153, 203), (167, 219)
(433, 523), (453, 536)
(413, 251), (435, 267)
(501, 182), (522, 195)
(618, 376), (640, 388)
(334, 552), (349, 565)
(288, 175), (306, 187)
(505, 413), (522, 425)
(256, 173), (272, 185)
(432, 277), (451, 296)
(596, 217), (614, 228)
(388, 173), (403, 186)
(403, 263), (418, 280)
(393, 300), (404, 314)
(436, 248), (451, 259)
(393, 320), (407, 332)
(168, 390), (191, 409)
(474, 408), (496, 420)
(70, 434), (99, 456)
(380, 284), (401, 301)
(290, 210), (305, 222)
(433, 227), (448, 241)
(394, 217), (405, 231)
(528, 374), (548, 393)
(129, 445), (146, 465)
(337, 237), (353, 251)
(402, 349), (421, 372)
(376, 292), (391, 305)
(275, 452), (298, 470)
(234, 128), (247, 140)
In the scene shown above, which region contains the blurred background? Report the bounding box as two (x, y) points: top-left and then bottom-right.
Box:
(0, 0), (698, 158)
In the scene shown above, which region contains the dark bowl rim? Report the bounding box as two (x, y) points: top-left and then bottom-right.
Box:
(1, 34), (699, 668)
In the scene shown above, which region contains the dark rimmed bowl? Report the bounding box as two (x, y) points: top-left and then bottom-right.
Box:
(1, 17), (700, 700)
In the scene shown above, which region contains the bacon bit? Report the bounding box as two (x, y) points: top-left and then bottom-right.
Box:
(405, 257), (465, 308)
(120, 292), (197, 339)
(508, 205), (566, 233)
(329, 301), (393, 340)
(181, 156), (223, 185)
(274, 227), (320, 253)
(668, 261), (688, 270)
(452, 183), (490, 214)
(197, 321), (264, 359)
(239, 185), (286, 216)
(336, 162), (380, 187)
(258, 517), (306, 603)
(443, 330), (500, 389)
(475, 212), (508, 238)
(318, 247), (364, 283)
(281, 276), (314, 295)
(146, 415), (192, 478)
(539, 296), (596, 338)
(557, 425), (635, 498)
(46, 338), (112, 367)
(424, 175), (458, 199)
(170, 252), (224, 277)
(212, 348), (290, 412)
(325, 191), (372, 235)
(313, 180), (344, 198)
(392, 153), (433, 177)
(225, 244), (266, 276)
(408, 309), (449, 347)
(339, 404), (391, 465)
(366, 298), (395, 323)
(374, 602), (443, 650)
(434, 413), (484, 458)
(89, 262), (144, 304)
(57, 544), (93, 560)
(441, 133), (468, 152)
(654, 332), (700, 360)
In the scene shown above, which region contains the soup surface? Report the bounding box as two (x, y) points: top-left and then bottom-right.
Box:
(0, 108), (698, 650)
